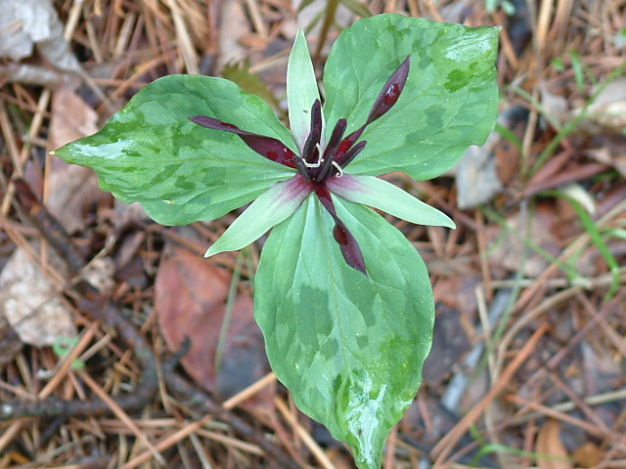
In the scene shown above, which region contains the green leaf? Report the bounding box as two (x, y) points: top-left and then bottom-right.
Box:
(323, 14), (500, 180)
(327, 173), (455, 228)
(53, 75), (296, 225)
(255, 195), (434, 469)
(287, 30), (322, 151)
(205, 176), (310, 257)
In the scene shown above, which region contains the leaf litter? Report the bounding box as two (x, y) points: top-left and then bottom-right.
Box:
(0, 0), (625, 468)
(155, 244), (271, 408)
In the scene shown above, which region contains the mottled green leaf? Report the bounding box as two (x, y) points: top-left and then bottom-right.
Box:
(255, 195), (434, 469)
(53, 75), (296, 225)
(323, 14), (500, 180)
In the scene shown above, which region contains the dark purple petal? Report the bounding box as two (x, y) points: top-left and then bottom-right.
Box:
(331, 56), (410, 170)
(315, 185), (367, 275)
(293, 156), (311, 181)
(312, 118), (347, 181)
(325, 118), (348, 154)
(330, 140), (367, 176)
(332, 123), (366, 168)
(300, 100), (323, 165)
(366, 55), (410, 124)
(190, 116), (296, 168)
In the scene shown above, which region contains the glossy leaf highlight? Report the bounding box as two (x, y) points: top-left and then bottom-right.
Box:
(323, 14), (500, 180)
(53, 75), (296, 225)
(255, 195), (434, 468)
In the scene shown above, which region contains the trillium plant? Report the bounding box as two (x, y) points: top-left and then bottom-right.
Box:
(54, 14), (499, 468)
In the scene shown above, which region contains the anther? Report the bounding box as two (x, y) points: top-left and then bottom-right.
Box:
(331, 161), (343, 177)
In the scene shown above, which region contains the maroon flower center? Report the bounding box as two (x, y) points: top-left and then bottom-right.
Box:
(189, 56), (411, 274)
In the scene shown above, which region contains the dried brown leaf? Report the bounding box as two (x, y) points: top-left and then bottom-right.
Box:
(156, 245), (230, 390)
(573, 442), (602, 468)
(586, 135), (626, 179)
(0, 0), (36, 60)
(0, 0), (81, 72)
(48, 87), (109, 232)
(535, 419), (573, 469)
(48, 87), (98, 150)
(0, 246), (76, 347)
(156, 245), (269, 399)
(540, 83), (569, 128)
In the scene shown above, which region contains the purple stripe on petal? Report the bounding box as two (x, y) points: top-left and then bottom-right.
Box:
(276, 174), (313, 204)
(326, 173), (368, 196)
(315, 185), (367, 275)
(190, 116), (296, 168)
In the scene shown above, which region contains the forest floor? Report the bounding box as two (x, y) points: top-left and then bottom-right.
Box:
(1, 0), (625, 468)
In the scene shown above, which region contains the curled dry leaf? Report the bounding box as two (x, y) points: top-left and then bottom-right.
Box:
(540, 83), (570, 128)
(284, 0), (355, 47)
(0, 0), (34, 61)
(456, 139), (503, 209)
(0, 0), (81, 72)
(0, 246), (76, 347)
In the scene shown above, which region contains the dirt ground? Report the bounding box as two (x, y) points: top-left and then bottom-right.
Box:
(1, 0), (625, 468)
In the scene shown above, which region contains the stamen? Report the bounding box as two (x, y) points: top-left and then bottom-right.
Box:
(303, 157), (323, 169)
(293, 156), (311, 181)
(302, 143), (325, 169)
(313, 145), (338, 181)
(331, 161), (343, 177)
(338, 140), (367, 169)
